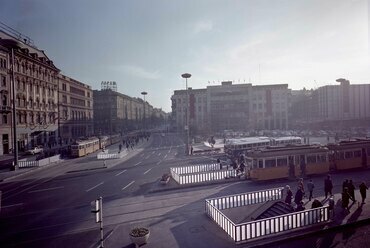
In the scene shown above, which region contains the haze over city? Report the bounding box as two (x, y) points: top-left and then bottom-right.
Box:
(1, 0), (369, 112)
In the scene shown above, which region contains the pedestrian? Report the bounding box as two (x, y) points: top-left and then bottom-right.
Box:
(324, 175), (333, 198)
(285, 185), (293, 205)
(103, 160), (107, 168)
(359, 182), (368, 204)
(294, 185), (304, 206)
(307, 179), (315, 201)
(298, 178), (305, 197)
(190, 146), (194, 155)
(342, 179), (349, 192)
(348, 180), (356, 203)
(217, 158), (222, 170)
(341, 187), (354, 213)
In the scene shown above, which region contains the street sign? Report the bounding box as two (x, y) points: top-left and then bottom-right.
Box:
(91, 198), (102, 223)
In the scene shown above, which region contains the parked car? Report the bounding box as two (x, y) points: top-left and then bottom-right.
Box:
(26, 146), (44, 155)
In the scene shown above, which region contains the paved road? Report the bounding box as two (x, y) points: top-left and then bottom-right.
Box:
(1, 133), (370, 248)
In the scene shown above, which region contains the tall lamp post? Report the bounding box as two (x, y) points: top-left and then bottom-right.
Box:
(0, 39), (20, 170)
(141, 91), (147, 130)
(181, 73), (191, 155)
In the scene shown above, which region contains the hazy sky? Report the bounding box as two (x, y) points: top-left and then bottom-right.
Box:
(1, 0), (369, 112)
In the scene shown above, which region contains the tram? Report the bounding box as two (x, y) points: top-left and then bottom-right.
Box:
(247, 139), (370, 181)
(224, 136), (302, 158)
(328, 139), (370, 170)
(247, 145), (329, 181)
(71, 138), (100, 157)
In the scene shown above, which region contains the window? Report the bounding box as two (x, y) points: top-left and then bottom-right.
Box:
(307, 155), (317, 163)
(317, 154), (327, 163)
(62, 83), (67, 91)
(1, 75), (6, 86)
(265, 159), (276, 168)
(2, 114), (8, 124)
(258, 160), (263, 168)
(345, 151), (353, 159)
(354, 150), (361, 158)
(277, 158), (287, 166)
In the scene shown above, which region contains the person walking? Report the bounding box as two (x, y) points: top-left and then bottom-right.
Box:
(342, 179), (349, 192)
(307, 179), (315, 201)
(348, 180), (356, 203)
(341, 187), (354, 213)
(324, 175), (333, 198)
(359, 182), (368, 204)
(285, 185), (293, 205)
(294, 185), (304, 206)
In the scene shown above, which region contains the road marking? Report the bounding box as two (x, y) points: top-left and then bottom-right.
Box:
(122, 181), (135, 190)
(1, 203), (23, 208)
(86, 182), (104, 192)
(143, 168), (152, 174)
(152, 151), (155, 154)
(164, 154), (168, 159)
(115, 170), (127, 176)
(145, 155), (150, 159)
(28, 186), (64, 193)
(157, 160), (161, 165)
(158, 153), (161, 156)
(168, 150), (171, 154)
(134, 162), (141, 166)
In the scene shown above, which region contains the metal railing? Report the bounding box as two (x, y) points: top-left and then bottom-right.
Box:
(205, 187), (331, 242)
(170, 167), (238, 185)
(18, 154), (60, 168)
(97, 151), (127, 160)
(171, 163), (219, 174)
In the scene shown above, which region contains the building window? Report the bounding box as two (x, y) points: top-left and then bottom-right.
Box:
(1, 75), (6, 87)
(2, 114), (7, 124)
(62, 83), (67, 91)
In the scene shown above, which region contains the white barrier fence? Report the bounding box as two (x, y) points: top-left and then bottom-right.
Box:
(170, 164), (241, 185)
(205, 187), (331, 243)
(18, 155), (61, 168)
(97, 151), (127, 160)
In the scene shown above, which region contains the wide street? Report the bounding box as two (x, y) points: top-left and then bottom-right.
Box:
(1, 133), (370, 248)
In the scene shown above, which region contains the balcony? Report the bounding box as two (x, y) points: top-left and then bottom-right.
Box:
(0, 105), (11, 113)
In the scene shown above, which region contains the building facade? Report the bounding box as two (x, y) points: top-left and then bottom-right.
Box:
(57, 74), (93, 145)
(93, 89), (163, 135)
(171, 81), (289, 134)
(0, 31), (60, 155)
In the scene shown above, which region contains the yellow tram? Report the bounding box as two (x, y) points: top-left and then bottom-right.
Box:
(71, 138), (100, 157)
(328, 139), (370, 170)
(247, 145), (330, 181)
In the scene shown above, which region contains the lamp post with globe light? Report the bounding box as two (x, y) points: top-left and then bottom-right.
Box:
(141, 91), (148, 130)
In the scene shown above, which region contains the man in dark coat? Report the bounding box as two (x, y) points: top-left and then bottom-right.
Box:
(359, 182), (368, 204)
(324, 175), (333, 198)
(348, 180), (356, 203)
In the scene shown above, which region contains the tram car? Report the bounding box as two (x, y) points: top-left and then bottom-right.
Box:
(109, 133), (121, 145)
(225, 136), (302, 159)
(71, 138), (100, 157)
(247, 145), (330, 181)
(327, 139), (370, 170)
(99, 136), (109, 149)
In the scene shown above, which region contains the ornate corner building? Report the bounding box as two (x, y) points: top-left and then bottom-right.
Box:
(0, 30), (60, 155)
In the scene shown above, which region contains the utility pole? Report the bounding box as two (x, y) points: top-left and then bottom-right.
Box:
(91, 197), (104, 247)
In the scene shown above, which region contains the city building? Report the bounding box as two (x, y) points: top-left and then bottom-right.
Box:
(57, 74), (93, 145)
(171, 81), (290, 134)
(0, 30), (59, 155)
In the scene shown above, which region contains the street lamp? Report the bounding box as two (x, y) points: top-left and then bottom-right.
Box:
(181, 73), (191, 155)
(141, 91), (147, 130)
(0, 39), (20, 170)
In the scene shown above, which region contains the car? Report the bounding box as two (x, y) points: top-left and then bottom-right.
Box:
(26, 146), (44, 155)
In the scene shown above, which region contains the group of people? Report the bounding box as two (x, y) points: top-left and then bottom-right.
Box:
(284, 174), (369, 213)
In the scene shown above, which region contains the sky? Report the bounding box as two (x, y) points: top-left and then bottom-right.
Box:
(0, 0), (369, 112)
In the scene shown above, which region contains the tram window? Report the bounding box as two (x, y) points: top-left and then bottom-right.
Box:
(258, 160), (263, 168)
(277, 158), (287, 166)
(354, 150), (361, 157)
(367, 148), (370, 155)
(338, 152), (345, 160)
(265, 159), (276, 168)
(345, 151), (353, 158)
(317, 154), (327, 163)
(307, 155), (317, 163)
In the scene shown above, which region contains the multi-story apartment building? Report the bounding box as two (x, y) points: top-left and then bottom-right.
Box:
(93, 89), (163, 135)
(171, 88), (207, 134)
(57, 74), (93, 144)
(0, 31), (59, 155)
(312, 79), (370, 121)
(171, 81), (290, 133)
